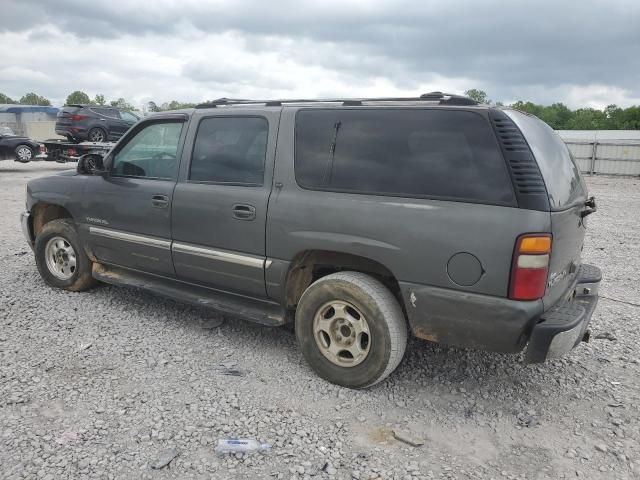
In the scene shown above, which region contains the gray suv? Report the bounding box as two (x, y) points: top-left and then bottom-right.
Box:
(56, 105), (139, 143)
(21, 93), (601, 388)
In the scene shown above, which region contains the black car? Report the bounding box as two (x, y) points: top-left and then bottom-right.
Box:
(55, 105), (139, 143)
(0, 126), (41, 162)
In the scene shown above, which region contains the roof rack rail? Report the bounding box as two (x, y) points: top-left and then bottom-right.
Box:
(194, 92), (479, 109)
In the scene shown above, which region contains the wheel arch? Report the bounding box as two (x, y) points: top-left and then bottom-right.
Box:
(283, 249), (406, 313)
(31, 202), (74, 238)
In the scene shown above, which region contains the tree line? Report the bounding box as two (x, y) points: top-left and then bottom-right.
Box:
(0, 90), (193, 113)
(2, 89), (640, 130)
(464, 89), (640, 130)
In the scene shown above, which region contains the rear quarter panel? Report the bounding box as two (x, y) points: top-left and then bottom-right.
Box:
(266, 108), (552, 300)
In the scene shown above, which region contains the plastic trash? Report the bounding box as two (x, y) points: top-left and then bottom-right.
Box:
(215, 438), (271, 454)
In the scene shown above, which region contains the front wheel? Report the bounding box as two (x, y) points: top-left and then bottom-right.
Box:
(15, 144), (34, 163)
(34, 219), (97, 291)
(295, 271), (407, 388)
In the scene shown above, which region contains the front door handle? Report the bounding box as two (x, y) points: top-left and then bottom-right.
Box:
(151, 194), (169, 208)
(232, 204), (256, 221)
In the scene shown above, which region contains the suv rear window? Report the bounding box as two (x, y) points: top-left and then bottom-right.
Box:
(295, 109), (516, 205)
(58, 106), (81, 117)
(504, 109), (587, 209)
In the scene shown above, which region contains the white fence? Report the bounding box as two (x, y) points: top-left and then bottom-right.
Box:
(564, 140), (640, 176)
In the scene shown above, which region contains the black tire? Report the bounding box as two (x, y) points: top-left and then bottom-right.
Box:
(295, 271), (407, 388)
(14, 144), (34, 163)
(87, 127), (107, 143)
(34, 219), (96, 292)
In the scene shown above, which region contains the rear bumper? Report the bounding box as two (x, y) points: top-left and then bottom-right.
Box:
(524, 264), (601, 363)
(400, 263), (601, 357)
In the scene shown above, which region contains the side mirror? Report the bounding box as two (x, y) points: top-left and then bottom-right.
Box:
(77, 153), (107, 175)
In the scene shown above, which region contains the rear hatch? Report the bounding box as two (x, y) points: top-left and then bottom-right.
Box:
(505, 109), (591, 308)
(56, 106), (83, 129)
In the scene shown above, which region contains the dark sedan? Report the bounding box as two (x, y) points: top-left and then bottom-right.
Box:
(0, 126), (41, 162)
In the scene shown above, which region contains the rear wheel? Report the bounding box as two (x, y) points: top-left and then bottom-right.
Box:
(34, 219), (96, 291)
(14, 144), (34, 163)
(88, 127), (107, 143)
(295, 271), (407, 388)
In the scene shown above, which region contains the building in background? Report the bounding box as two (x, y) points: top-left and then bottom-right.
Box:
(0, 105), (61, 141)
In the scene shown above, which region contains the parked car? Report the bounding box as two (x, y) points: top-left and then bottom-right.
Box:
(0, 126), (41, 162)
(55, 105), (139, 143)
(20, 93), (601, 388)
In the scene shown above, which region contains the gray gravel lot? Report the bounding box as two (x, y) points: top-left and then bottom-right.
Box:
(1, 161), (639, 480)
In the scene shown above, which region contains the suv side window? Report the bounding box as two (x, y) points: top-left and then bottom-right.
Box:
(295, 109), (516, 205)
(91, 107), (119, 118)
(112, 122), (183, 179)
(120, 111), (139, 122)
(189, 117), (268, 186)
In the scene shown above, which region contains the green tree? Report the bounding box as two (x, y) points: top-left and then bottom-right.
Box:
(94, 94), (106, 106)
(464, 89), (490, 104)
(19, 92), (51, 106)
(0, 93), (17, 104)
(65, 90), (91, 105)
(109, 97), (135, 111)
(160, 100), (196, 110)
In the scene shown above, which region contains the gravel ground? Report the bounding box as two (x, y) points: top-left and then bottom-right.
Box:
(1, 161), (639, 480)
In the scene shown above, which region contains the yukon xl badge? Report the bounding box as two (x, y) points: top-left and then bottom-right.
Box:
(86, 216), (109, 225)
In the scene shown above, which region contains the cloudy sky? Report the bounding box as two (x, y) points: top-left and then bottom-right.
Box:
(1, 0), (639, 109)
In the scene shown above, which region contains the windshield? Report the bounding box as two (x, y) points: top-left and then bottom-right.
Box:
(0, 126), (15, 136)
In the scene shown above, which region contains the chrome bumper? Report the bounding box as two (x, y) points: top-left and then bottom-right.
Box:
(20, 211), (34, 249)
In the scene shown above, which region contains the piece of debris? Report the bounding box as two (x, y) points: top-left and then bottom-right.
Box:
(55, 431), (79, 445)
(221, 368), (245, 376)
(517, 414), (539, 428)
(199, 316), (225, 329)
(78, 342), (93, 351)
(14, 251), (28, 256)
(607, 403), (624, 408)
(392, 430), (424, 447)
(150, 448), (179, 469)
(595, 332), (616, 341)
(595, 444), (608, 453)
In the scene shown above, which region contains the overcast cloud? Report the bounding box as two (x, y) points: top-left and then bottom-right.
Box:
(1, 0), (639, 109)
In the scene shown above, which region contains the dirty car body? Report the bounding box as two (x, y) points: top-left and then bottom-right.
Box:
(21, 93), (601, 387)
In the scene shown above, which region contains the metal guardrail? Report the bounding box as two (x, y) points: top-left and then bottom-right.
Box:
(564, 140), (640, 176)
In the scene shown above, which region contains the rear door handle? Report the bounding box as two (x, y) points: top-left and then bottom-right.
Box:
(151, 194), (169, 208)
(232, 204), (256, 220)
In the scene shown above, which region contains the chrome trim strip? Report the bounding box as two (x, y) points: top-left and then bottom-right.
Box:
(173, 242), (265, 268)
(89, 226), (171, 250)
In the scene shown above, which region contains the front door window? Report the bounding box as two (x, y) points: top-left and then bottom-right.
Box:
(112, 122), (183, 179)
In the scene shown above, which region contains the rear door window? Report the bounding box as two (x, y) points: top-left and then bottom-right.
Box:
(91, 107), (119, 118)
(189, 117), (268, 186)
(504, 109), (587, 209)
(295, 109), (515, 205)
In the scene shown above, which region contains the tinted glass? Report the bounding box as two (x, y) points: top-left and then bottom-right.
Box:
(505, 109), (587, 209)
(190, 117), (268, 185)
(120, 111), (139, 122)
(295, 109), (515, 204)
(91, 108), (118, 118)
(112, 122), (183, 179)
(58, 106), (80, 117)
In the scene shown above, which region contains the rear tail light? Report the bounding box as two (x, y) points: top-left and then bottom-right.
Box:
(509, 234), (552, 301)
(66, 148), (77, 156)
(69, 114), (88, 121)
